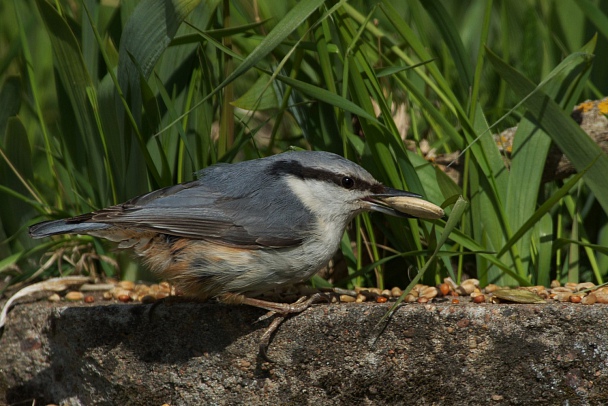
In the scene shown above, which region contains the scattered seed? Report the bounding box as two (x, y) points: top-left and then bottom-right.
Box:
(118, 280), (135, 291)
(550, 280), (561, 288)
(555, 292), (572, 302)
(551, 287), (573, 293)
(443, 277), (458, 291)
(405, 294), (417, 303)
(355, 293), (366, 303)
(391, 287), (403, 297)
(102, 291), (113, 300)
(576, 282), (595, 292)
(133, 283), (149, 293)
(117, 294), (131, 303)
(472, 293), (486, 304)
(457, 280), (477, 295)
(381, 289), (391, 297)
(376, 296), (388, 303)
(538, 291), (550, 299)
(521, 286), (546, 295)
(492, 289), (546, 304)
(582, 293), (597, 305)
(484, 284), (499, 293)
(451, 299), (460, 304)
(421, 286), (438, 299)
(47, 293), (61, 302)
(438, 283), (450, 296)
(112, 288), (130, 300)
(65, 291), (84, 302)
(594, 293), (608, 304)
(570, 295), (582, 303)
(417, 297), (429, 304)
(340, 294), (356, 303)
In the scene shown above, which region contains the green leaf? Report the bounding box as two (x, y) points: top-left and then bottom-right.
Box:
(374, 60), (434, 78)
(0, 117), (36, 239)
(275, 74), (379, 123)
(231, 74), (279, 111)
(533, 213), (554, 287)
(118, 0), (202, 98)
(572, 0), (608, 40)
(0, 76), (21, 142)
(172, 19), (270, 45)
(216, 0), (325, 92)
(420, 1), (472, 93)
(503, 44), (593, 278)
(35, 0), (105, 194)
(497, 161), (591, 260)
(487, 48), (608, 214)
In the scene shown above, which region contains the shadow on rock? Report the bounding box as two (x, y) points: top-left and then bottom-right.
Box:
(5, 301), (268, 405)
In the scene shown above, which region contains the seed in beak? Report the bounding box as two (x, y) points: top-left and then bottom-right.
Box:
(381, 196), (444, 219)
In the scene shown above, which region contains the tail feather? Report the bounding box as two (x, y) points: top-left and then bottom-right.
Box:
(29, 219), (110, 239)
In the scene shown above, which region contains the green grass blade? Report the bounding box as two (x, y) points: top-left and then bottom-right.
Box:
(420, 1), (473, 92)
(497, 162), (590, 260)
(533, 212), (553, 287)
(572, 0), (608, 40)
(380, 196), (468, 323)
(118, 0), (202, 98)
(275, 74), (379, 123)
(215, 0), (325, 92)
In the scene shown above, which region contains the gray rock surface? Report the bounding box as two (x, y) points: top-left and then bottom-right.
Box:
(1, 298), (608, 405)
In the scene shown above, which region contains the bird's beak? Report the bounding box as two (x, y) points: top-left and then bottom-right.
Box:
(363, 187), (444, 219)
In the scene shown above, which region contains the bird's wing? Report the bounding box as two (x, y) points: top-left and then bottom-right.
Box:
(70, 180), (312, 248)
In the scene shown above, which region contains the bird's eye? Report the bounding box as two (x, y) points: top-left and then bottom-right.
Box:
(341, 176), (355, 189)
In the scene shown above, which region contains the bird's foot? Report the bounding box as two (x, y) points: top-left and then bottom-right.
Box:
(219, 292), (331, 362)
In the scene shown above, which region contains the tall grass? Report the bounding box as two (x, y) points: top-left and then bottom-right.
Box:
(1, 0), (607, 291)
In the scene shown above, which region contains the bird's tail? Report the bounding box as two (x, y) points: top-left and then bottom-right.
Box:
(29, 219), (110, 239)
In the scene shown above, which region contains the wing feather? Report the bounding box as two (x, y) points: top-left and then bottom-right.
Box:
(70, 176), (312, 248)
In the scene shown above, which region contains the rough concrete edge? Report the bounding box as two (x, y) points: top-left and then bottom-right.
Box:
(2, 298), (608, 405)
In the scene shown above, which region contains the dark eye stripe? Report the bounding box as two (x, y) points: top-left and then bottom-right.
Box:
(270, 159), (385, 194)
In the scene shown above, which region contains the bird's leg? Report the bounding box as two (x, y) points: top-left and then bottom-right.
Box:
(218, 292), (329, 314)
(258, 315), (286, 362)
(256, 295), (309, 322)
(218, 292), (330, 362)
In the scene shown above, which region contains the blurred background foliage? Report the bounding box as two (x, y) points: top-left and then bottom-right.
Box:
(1, 0), (608, 293)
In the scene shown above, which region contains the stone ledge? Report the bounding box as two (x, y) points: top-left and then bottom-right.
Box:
(1, 299), (608, 405)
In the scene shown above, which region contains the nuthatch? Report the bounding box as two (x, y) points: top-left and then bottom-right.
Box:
(30, 151), (442, 314)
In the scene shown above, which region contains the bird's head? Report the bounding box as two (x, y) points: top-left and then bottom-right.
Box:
(267, 151), (442, 227)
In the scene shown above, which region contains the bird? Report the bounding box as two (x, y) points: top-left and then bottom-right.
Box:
(29, 151), (441, 315)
